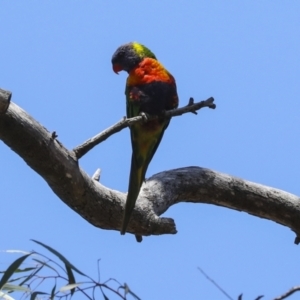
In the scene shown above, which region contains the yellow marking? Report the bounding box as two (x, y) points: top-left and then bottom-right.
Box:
(132, 42), (146, 57)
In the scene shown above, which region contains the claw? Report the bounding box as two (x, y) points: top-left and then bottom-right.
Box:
(140, 112), (149, 122)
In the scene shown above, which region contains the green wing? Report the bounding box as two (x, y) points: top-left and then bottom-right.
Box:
(121, 85), (170, 234)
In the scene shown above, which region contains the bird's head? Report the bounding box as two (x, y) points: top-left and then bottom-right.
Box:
(111, 42), (156, 74)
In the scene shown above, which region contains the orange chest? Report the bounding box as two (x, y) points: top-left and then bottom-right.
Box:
(127, 58), (175, 86)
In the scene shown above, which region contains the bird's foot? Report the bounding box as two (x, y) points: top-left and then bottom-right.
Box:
(140, 112), (150, 122)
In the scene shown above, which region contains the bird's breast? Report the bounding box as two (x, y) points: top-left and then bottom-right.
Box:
(127, 58), (175, 86)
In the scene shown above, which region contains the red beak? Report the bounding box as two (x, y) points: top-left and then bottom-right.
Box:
(112, 64), (122, 74)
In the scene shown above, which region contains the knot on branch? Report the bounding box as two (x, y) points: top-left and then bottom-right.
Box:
(0, 88), (12, 114)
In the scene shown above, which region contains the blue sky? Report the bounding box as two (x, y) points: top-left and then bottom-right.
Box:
(1, 1), (300, 299)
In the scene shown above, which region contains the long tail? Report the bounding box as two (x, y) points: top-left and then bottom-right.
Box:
(121, 155), (145, 235)
(121, 119), (170, 235)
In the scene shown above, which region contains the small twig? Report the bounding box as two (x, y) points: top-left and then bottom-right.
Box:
(92, 169), (101, 182)
(187, 98), (198, 114)
(273, 286), (300, 300)
(197, 267), (234, 300)
(73, 117), (128, 159)
(73, 97), (215, 159)
(164, 97), (215, 117)
(135, 235), (142, 243)
(51, 131), (58, 139)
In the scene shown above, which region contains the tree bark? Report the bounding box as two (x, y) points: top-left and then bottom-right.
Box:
(1, 89), (300, 242)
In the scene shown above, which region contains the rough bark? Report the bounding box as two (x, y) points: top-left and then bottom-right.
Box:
(1, 88), (300, 242)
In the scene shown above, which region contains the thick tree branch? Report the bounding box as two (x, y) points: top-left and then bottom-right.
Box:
(1, 89), (300, 242)
(73, 97), (215, 159)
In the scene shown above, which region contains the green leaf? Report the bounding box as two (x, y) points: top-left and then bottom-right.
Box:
(59, 283), (82, 292)
(31, 240), (86, 276)
(50, 284), (56, 300)
(30, 291), (48, 300)
(4, 250), (30, 255)
(0, 291), (15, 300)
(65, 264), (76, 295)
(15, 267), (36, 273)
(2, 283), (30, 292)
(0, 253), (32, 289)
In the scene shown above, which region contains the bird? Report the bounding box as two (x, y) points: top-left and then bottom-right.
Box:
(111, 42), (179, 235)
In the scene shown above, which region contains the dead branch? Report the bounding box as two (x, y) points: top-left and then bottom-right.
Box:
(1, 88), (300, 243)
(73, 97), (215, 159)
(0, 88), (11, 113)
(197, 267), (234, 300)
(197, 266), (300, 300)
(273, 286), (300, 300)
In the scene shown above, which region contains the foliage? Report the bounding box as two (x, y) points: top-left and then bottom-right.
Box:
(0, 240), (140, 300)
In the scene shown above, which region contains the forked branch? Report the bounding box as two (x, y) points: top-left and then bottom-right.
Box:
(1, 88), (300, 243)
(73, 97), (215, 159)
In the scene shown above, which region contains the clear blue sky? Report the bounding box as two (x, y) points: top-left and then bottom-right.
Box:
(1, 1), (300, 299)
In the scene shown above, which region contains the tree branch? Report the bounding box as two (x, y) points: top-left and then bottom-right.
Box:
(0, 88), (11, 113)
(273, 286), (300, 300)
(1, 89), (300, 242)
(73, 97), (215, 159)
(197, 267), (234, 300)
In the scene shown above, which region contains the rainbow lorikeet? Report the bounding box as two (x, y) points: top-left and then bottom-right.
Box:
(112, 42), (179, 235)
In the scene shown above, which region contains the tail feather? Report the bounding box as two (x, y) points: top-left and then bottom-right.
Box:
(121, 155), (145, 235)
(121, 120), (170, 235)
